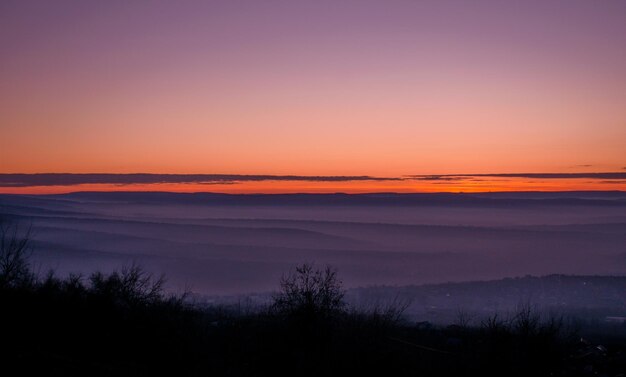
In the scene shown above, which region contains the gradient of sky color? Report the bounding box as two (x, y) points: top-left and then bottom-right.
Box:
(1, 0), (625, 193)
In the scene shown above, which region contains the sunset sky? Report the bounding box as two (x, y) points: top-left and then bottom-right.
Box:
(1, 0), (625, 193)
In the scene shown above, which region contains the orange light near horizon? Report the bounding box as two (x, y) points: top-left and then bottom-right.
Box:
(1, 178), (624, 195)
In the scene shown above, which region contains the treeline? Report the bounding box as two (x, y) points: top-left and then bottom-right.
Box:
(1, 219), (624, 376)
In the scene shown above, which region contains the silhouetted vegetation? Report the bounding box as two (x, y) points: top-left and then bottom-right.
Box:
(1, 221), (625, 376)
(0, 219), (34, 288)
(272, 263), (345, 318)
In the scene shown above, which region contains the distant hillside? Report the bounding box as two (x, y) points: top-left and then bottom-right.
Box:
(6, 190), (623, 207)
(2, 191), (625, 294)
(349, 275), (626, 323)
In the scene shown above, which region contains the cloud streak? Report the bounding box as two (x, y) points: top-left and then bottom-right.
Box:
(2, 172), (625, 189)
(408, 172), (626, 180)
(0, 173), (399, 188)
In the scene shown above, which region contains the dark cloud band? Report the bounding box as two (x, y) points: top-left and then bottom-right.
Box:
(2, 172), (625, 188)
(0, 173), (399, 187)
(408, 173), (626, 181)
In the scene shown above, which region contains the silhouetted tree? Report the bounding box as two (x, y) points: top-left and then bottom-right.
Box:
(90, 263), (166, 306)
(272, 263), (345, 320)
(0, 218), (34, 287)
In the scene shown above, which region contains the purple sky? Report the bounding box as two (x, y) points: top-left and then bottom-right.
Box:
(1, 1), (625, 192)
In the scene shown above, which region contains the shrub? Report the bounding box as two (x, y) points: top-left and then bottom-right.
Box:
(0, 218), (34, 288)
(90, 263), (166, 306)
(272, 263), (345, 320)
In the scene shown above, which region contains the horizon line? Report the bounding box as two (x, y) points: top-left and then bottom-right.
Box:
(3, 189), (625, 196)
(1, 172), (625, 195)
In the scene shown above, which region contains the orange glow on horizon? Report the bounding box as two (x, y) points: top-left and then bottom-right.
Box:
(1, 178), (624, 195)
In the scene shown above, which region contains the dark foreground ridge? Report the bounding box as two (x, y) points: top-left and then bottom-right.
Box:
(2, 269), (625, 375)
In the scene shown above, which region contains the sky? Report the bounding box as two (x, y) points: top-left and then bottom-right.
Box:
(1, 0), (625, 193)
